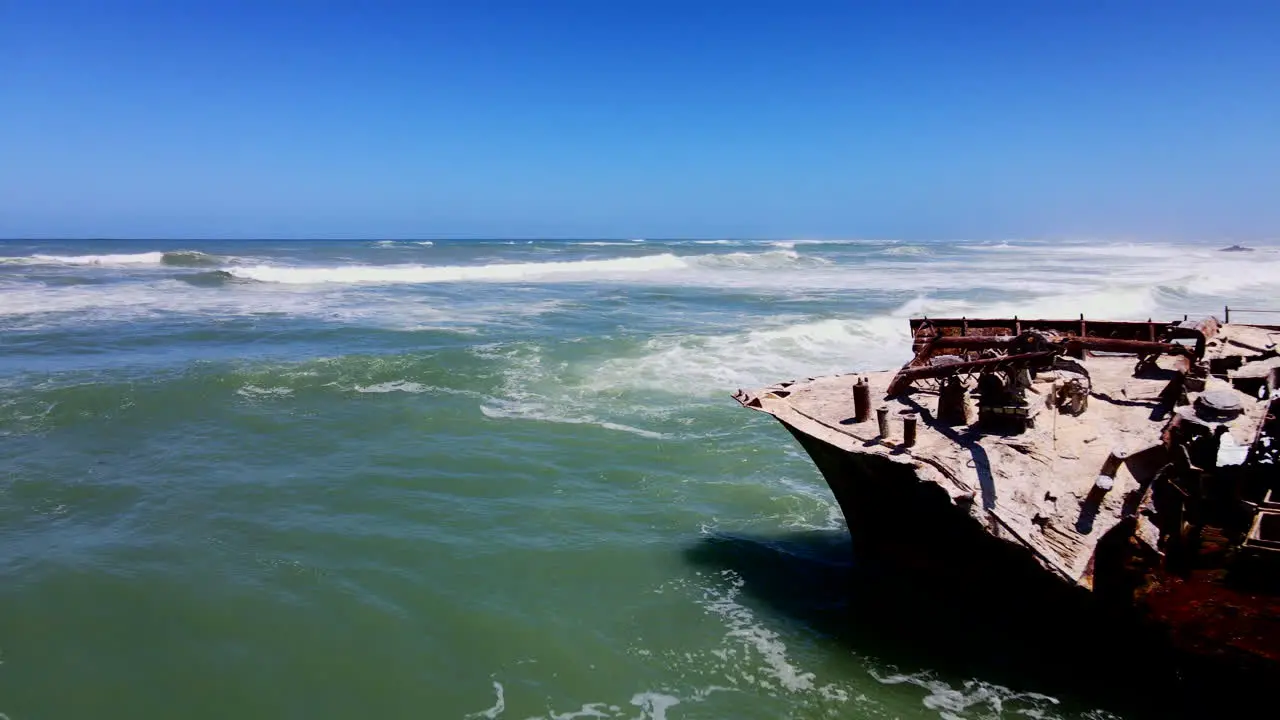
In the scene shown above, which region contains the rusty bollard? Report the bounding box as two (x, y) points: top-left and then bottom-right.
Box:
(876, 405), (891, 438)
(902, 411), (918, 448)
(853, 377), (871, 422)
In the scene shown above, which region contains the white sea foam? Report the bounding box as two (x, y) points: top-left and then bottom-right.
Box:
(772, 238), (875, 247)
(628, 693), (680, 719)
(235, 385), (293, 398)
(7, 240), (1280, 358)
(473, 689), (685, 720)
(2, 250), (224, 267)
(696, 571), (816, 693)
(224, 254), (691, 284)
(351, 381), (430, 394)
(772, 475), (846, 531)
(32, 251), (166, 265)
(576, 265), (1253, 397)
(585, 310), (918, 396)
(696, 249), (806, 267)
(962, 241), (1018, 251)
(372, 240), (434, 248)
(881, 245), (929, 256)
(479, 398), (668, 439)
(466, 681), (505, 719)
(218, 248), (858, 287)
(0, 276), (571, 335)
(547, 703), (616, 719)
(872, 670), (1073, 720)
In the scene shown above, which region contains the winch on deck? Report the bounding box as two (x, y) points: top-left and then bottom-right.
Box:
(886, 314), (1280, 581)
(888, 316), (1214, 432)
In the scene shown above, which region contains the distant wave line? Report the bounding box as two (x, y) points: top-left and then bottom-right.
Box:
(2, 250), (222, 267)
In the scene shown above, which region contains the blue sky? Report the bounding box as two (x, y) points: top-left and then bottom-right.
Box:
(2, 1), (1278, 240)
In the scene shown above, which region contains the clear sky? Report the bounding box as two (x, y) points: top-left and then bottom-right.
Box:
(2, 1), (1278, 240)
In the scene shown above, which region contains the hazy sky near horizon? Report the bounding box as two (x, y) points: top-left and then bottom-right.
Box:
(2, 1), (1278, 240)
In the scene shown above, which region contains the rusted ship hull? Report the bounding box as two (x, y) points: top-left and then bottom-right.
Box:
(735, 316), (1280, 715)
(779, 418), (1066, 589)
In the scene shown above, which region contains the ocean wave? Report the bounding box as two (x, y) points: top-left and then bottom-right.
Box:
(4, 250), (223, 267)
(957, 239), (1238, 260)
(881, 245), (929, 256)
(352, 381), (431, 394)
(235, 384), (293, 399)
(174, 270), (247, 287)
(692, 249), (810, 269)
(572, 275), (1237, 397)
(962, 241), (1019, 252)
(771, 238), (877, 247)
(160, 250), (223, 267)
(960, 240), (1180, 259)
(222, 254), (691, 284)
(479, 397), (668, 439)
(584, 306), (925, 396)
(33, 251), (167, 265)
(371, 240), (434, 248)
(472, 342), (678, 441)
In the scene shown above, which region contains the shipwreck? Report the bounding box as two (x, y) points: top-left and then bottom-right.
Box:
(734, 312), (1279, 712)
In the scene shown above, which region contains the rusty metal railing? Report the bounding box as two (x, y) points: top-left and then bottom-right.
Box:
(1224, 306), (1280, 324)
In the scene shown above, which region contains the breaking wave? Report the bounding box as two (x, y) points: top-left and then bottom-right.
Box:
(881, 245), (929, 256)
(694, 249), (821, 269)
(574, 264), (1269, 398)
(219, 249), (826, 285)
(479, 399), (669, 439)
(5, 250), (223, 267)
(372, 240), (434, 248)
(159, 250), (224, 267)
(586, 312), (913, 396)
(224, 254), (691, 284)
(352, 381), (431, 394)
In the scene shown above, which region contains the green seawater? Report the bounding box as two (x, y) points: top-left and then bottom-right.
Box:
(3, 238), (1270, 719)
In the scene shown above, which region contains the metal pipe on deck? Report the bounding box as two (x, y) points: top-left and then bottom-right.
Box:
(886, 350), (1058, 396)
(876, 405), (891, 438)
(853, 377), (871, 422)
(1067, 337), (1194, 358)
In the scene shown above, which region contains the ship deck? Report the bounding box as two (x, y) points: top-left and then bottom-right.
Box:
(735, 323), (1278, 588)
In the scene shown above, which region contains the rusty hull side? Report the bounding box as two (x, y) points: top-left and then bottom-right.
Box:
(763, 407), (1278, 716)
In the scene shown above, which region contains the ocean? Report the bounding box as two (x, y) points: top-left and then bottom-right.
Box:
(2, 238), (1277, 719)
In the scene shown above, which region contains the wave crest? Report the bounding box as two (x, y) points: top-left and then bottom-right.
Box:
(160, 250), (222, 267)
(223, 254), (691, 284)
(5, 250), (221, 267)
